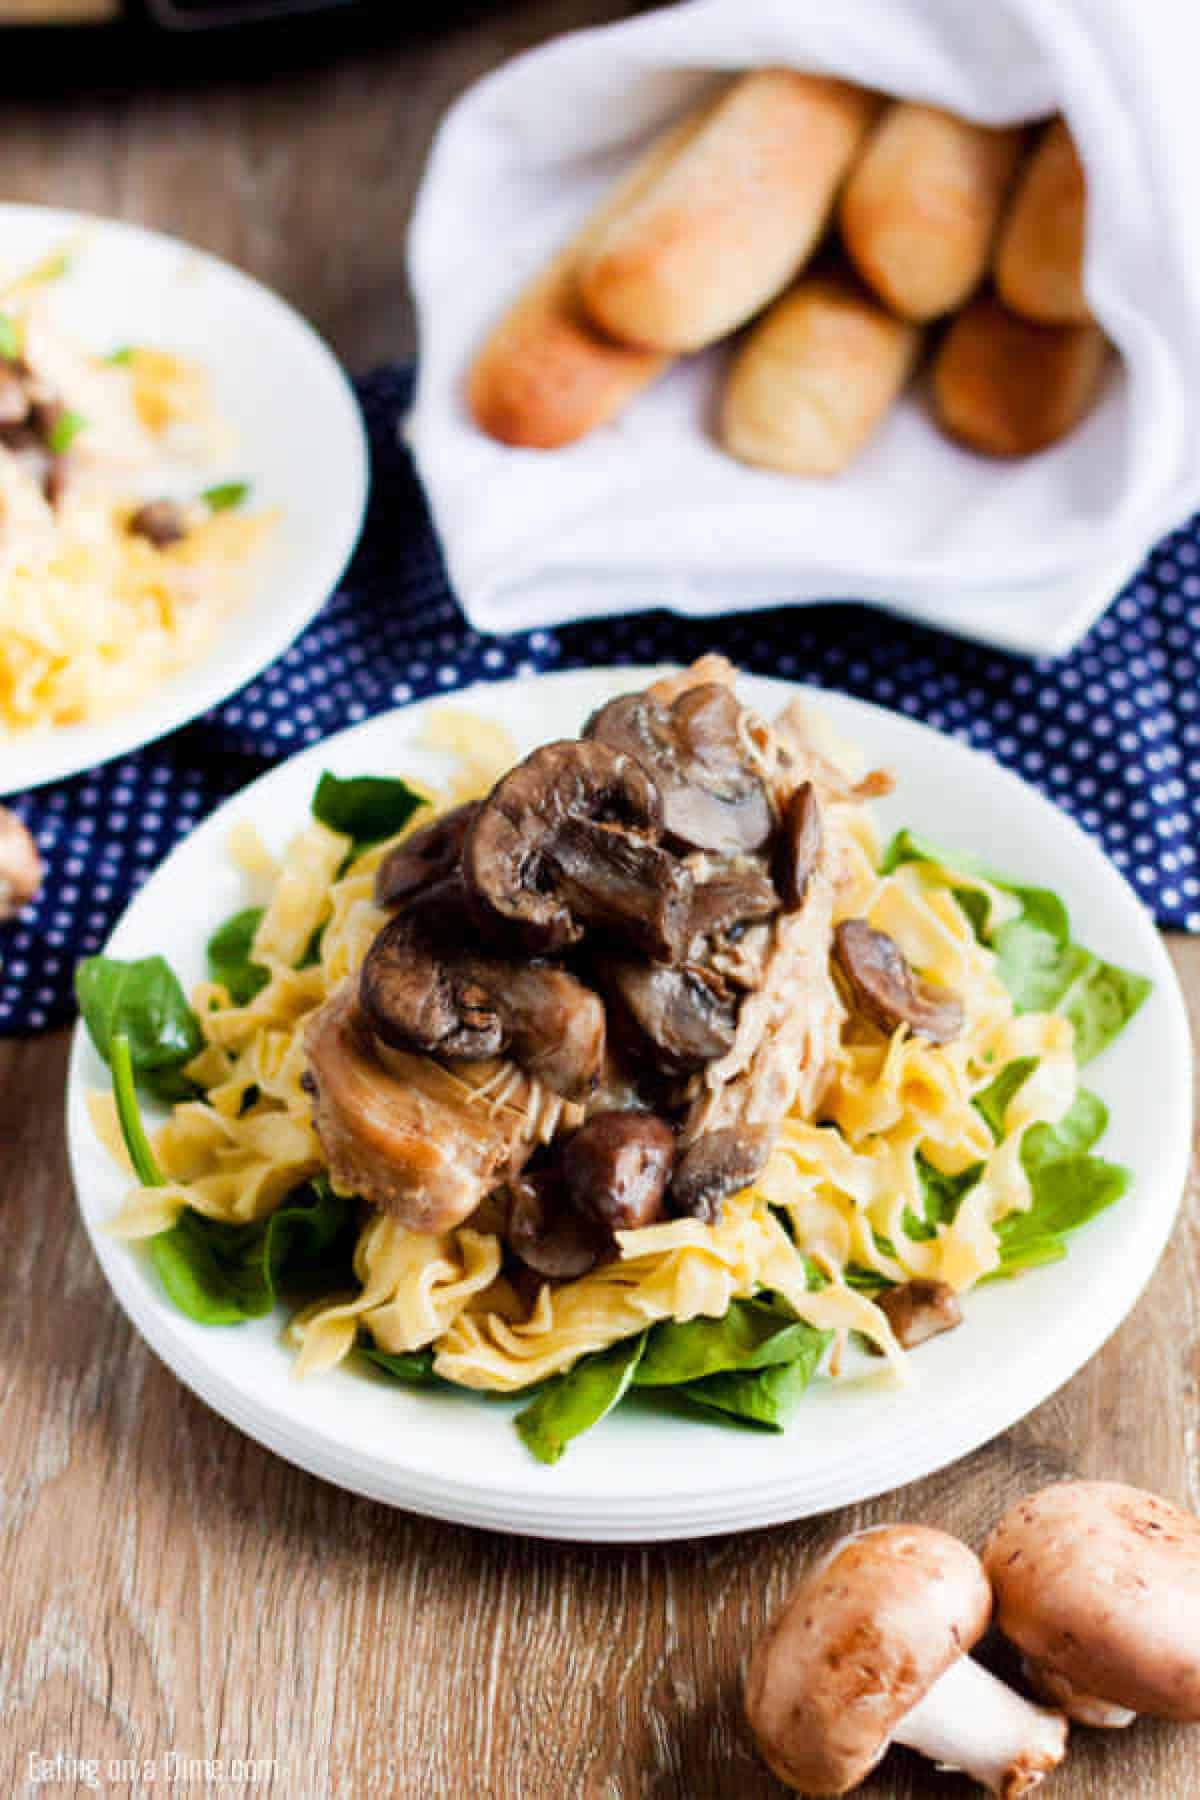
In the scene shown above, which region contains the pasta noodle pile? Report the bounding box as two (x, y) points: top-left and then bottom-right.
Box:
(94, 706), (1082, 1395)
(0, 293), (271, 733)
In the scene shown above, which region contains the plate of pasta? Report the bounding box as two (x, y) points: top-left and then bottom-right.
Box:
(0, 204), (367, 793)
(65, 662), (1191, 1540)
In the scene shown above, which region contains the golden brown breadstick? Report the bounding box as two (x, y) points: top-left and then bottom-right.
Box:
(932, 291), (1107, 456)
(466, 113), (708, 449)
(576, 70), (880, 353)
(720, 267), (921, 476)
(994, 118), (1090, 324)
(839, 103), (1025, 321)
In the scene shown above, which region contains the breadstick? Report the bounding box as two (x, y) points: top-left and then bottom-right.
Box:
(576, 70), (880, 353)
(840, 103), (1025, 321)
(994, 118), (1089, 324)
(932, 291), (1107, 457)
(720, 267), (921, 476)
(466, 113), (706, 449)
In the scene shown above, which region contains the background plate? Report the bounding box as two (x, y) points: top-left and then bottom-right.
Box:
(66, 670), (1193, 1539)
(0, 203), (368, 793)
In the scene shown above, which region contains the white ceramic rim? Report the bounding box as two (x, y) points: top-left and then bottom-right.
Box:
(65, 670), (1194, 1539)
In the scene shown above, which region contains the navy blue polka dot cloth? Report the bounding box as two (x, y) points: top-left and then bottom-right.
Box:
(2, 363), (1198, 1035)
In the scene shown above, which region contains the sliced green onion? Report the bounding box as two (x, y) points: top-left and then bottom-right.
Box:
(111, 1033), (165, 1188)
(106, 345), (134, 366)
(47, 408), (87, 455)
(0, 311), (19, 361)
(201, 480), (250, 513)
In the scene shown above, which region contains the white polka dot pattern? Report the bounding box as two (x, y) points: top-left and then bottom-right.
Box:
(1, 367), (1197, 1035)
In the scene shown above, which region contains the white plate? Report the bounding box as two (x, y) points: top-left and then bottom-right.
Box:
(66, 670), (1193, 1540)
(0, 204), (368, 794)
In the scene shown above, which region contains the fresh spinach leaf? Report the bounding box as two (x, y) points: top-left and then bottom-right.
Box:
(844, 1263), (895, 1291)
(879, 829), (1150, 1062)
(111, 1033), (166, 1188)
(311, 771), (425, 855)
(973, 1057), (1040, 1141)
(1022, 1090), (1109, 1161)
(1054, 961), (1153, 1067)
(992, 1092), (1126, 1275)
(515, 1333), (646, 1465)
(150, 1177), (358, 1325)
(359, 1345), (442, 1384)
(681, 1328), (832, 1431)
(900, 1154), (983, 1244)
(206, 906), (269, 1005)
(635, 1298), (820, 1387)
(76, 953), (203, 1101)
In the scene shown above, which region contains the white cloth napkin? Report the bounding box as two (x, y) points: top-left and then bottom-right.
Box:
(406, 0), (1200, 657)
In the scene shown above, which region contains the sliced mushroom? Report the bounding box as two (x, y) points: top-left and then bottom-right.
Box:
(374, 801), (479, 909)
(129, 499), (189, 548)
(683, 854), (780, 948)
(604, 960), (738, 1074)
(548, 813), (694, 960)
(0, 360), (31, 427)
(876, 1279), (963, 1350)
(561, 1109), (676, 1233)
(464, 739), (692, 959)
(834, 919), (964, 1045)
(670, 1126), (773, 1223)
(360, 883), (605, 1101)
(586, 682), (774, 854)
(773, 781), (822, 910)
(504, 1171), (609, 1280)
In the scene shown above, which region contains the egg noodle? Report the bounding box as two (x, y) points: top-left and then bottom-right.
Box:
(90, 705), (1082, 1398)
(0, 259), (271, 734)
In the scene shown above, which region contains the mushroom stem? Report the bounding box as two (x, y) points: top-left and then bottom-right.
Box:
(893, 1653), (1068, 1796)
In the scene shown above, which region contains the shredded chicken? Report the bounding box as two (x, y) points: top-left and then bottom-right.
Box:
(304, 982), (579, 1232)
(670, 675), (879, 1147)
(681, 859), (844, 1139)
(646, 652), (738, 703)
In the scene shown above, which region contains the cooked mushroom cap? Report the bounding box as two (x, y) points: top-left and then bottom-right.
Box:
(585, 683), (774, 854)
(374, 801), (479, 908)
(605, 960), (739, 1073)
(463, 738), (692, 957)
(669, 1127), (773, 1222)
(774, 781), (822, 910)
(984, 1480), (1200, 1722)
(561, 1109), (675, 1233)
(834, 919), (964, 1045)
(0, 807), (42, 921)
(683, 855), (780, 948)
(504, 1171), (609, 1280)
(359, 884), (605, 1101)
(746, 1525), (992, 1794)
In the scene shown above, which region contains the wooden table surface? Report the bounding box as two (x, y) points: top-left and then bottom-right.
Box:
(2, 9), (1198, 1797)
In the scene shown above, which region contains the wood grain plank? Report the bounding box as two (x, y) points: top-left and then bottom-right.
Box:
(1, 9), (1198, 1792)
